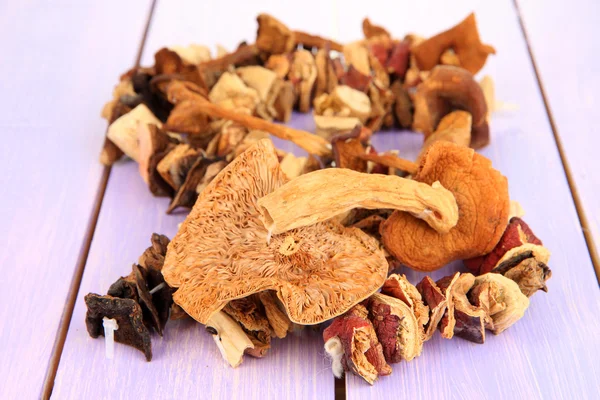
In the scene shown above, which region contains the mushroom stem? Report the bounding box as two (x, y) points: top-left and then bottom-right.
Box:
(293, 31), (344, 52)
(102, 317), (119, 359)
(206, 311), (254, 368)
(257, 168), (459, 235)
(357, 152), (418, 174)
(198, 44), (259, 70)
(189, 98), (332, 156)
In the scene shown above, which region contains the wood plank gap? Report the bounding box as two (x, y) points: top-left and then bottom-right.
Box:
(513, 0), (600, 284)
(40, 1), (159, 398)
(335, 376), (346, 400)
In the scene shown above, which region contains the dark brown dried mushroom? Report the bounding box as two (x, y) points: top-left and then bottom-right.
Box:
(167, 156), (216, 214)
(381, 274), (429, 330)
(323, 304), (392, 385)
(256, 14), (296, 54)
(156, 144), (200, 191)
(416, 273), (459, 340)
(412, 66), (489, 149)
(85, 294), (152, 361)
(224, 297), (272, 358)
(137, 123), (175, 197)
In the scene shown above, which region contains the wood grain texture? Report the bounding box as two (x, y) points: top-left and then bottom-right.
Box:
(51, 156), (334, 399)
(341, 1), (600, 398)
(517, 0), (600, 277)
(0, 1), (150, 398)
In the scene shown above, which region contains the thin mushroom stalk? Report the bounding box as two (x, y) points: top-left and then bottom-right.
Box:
(357, 152), (419, 175)
(257, 168), (459, 235)
(188, 98), (332, 156)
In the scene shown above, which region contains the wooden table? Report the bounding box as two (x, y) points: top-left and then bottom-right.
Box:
(1, 1), (598, 399)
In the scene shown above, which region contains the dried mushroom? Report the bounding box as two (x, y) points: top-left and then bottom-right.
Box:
(167, 156), (215, 214)
(288, 50), (317, 113)
(390, 81), (413, 128)
(162, 139), (389, 325)
(208, 72), (260, 113)
(493, 243), (551, 297)
(381, 142), (509, 271)
(381, 274), (429, 330)
(331, 128), (369, 172)
(416, 276), (450, 340)
(265, 54), (292, 79)
(314, 115), (362, 141)
(412, 66), (489, 149)
(470, 274), (529, 334)
(206, 311), (254, 367)
(223, 297), (272, 358)
(137, 123), (175, 197)
(362, 18), (390, 39)
(256, 14), (296, 54)
(258, 167), (459, 235)
(163, 100), (210, 136)
(323, 304), (392, 385)
(438, 273), (488, 343)
(85, 294), (152, 361)
(258, 291), (293, 339)
(411, 13), (495, 74)
(106, 104), (162, 162)
(169, 44), (211, 65)
(368, 293), (423, 363)
(156, 144), (199, 191)
(314, 85), (372, 123)
(343, 41), (371, 77)
(315, 49), (339, 98)
(196, 160), (228, 194)
(418, 110), (472, 161)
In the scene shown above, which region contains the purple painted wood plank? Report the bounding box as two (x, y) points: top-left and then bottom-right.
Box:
(340, 1), (600, 398)
(518, 0), (600, 267)
(51, 154), (334, 399)
(0, 1), (149, 398)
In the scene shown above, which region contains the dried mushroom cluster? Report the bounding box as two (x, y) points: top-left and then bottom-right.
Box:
(86, 12), (552, 386)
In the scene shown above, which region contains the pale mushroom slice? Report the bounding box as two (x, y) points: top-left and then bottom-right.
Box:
(162, 139), (388, 325)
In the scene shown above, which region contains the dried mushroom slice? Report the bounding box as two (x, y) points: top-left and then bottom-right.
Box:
(411, 13), (495, 74)
(256, 14), (296, 54)
(465, 217), (543, 275)
(84, 294), (152, 361)
(138, 233), (170, 272)
(381, 274), (429, 330)
(206, 311), (254, 368)
(493, 244), (551, 297)
(323, 304), (392, 385)
(137, 124), (175, 197)
(314, 115), (362, 141)
(390, 80), (413, 129)
(156, 144), (200, 191)
(162, 139), (389, 325)
(163, 100), (210, 136)
(258, 167), (459, 235)
(440, 273), (488, 343)
(106, 104), (162, 162)
(166, 156), (214, 214)
(223, 297), (272, 358)
(133, 264), (163, 335)
(288, 50), (317, 113)
(331, 128), (369, 172)
(433, 273), (461, 339)
(470, 274), (529, 334)
(368, 293), (423, 363)
(412, 66), (489, 149)
(418, 111), (472, 162)
(381, 142), (509, 272)
(415, 274), (459, 341)
(258, 291), (292, 339)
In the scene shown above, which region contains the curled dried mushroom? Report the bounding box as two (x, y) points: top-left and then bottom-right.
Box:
(381, 142), (509, 271)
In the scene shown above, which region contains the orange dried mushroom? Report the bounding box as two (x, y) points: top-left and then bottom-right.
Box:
(411, 13), (495, 74)
(162, 139), (388, 325)
(381, 142), (509, 271)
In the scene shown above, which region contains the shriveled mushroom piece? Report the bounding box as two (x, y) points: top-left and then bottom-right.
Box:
(107, 104), (162, 162)
(314, 49), (339, 98)
(288, 50), (317, 113)
(256, 13), (296, 54)
(163, 100), (210, 136)
(85, 294), (152, 361)
(156, 144), (200, 191)
(470, 274), (529, 334)
(196, 160), (228, 194)
(314, 85), (372, 123)
(206, 311), (254, 368)
(258, 291), (293, 339)
(390, 80), (413, 129)
(265, 54), (292, 79)
(314, 115), (362, 141)
(362, 18), (390, 39)
(166, 156), (215, 214)
(323, 304), (392, 385)
(381, 142), (509, 272)
(331, 128), (369, 172)
(411, 13), (495, 74)
(381, 274), (429, 330)
(208, 72), (260, 113)
(438, 273), (489, 343)
(418, 110), (471, 162)
(258, 167), (459, 235)
(169, 44), (211, 65)
(223, 297), (272, 358)
(412, 66), (489, 149)
(368, 293), (423, 363)
(162, 139), (389, 325)
(137, 123), (175, 197)
(416, 276), (450, 340)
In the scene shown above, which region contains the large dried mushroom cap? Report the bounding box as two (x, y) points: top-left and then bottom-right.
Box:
(381, 142), (509, 271)
(162, 139), (388, 325)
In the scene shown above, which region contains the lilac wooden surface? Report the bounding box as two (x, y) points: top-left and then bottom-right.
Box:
(51, 156), (334, 399)
(517, 0), (600, 266)
(0, 1), (149, 398)
(50, 0), (600, 399)
(342, 1), (600, 398)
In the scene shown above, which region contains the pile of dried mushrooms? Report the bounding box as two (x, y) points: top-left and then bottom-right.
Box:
(87, 13), (552, 385)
